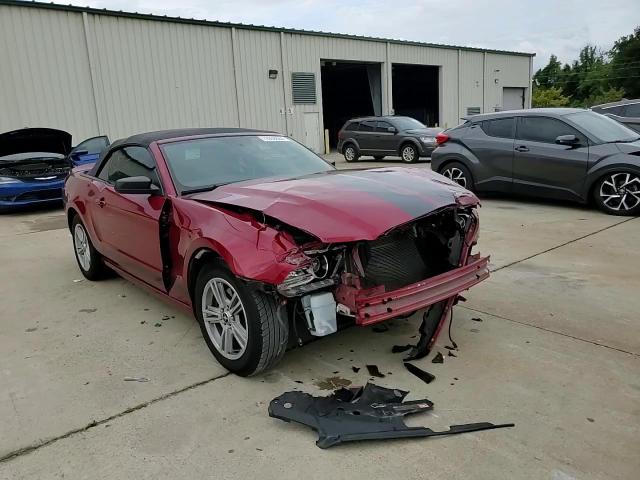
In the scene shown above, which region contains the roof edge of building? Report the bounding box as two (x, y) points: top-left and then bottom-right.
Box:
(1, 0), (536, 57)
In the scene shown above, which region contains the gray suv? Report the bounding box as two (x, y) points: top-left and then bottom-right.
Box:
(591, 99), (640, 133)
(337, 116), (442, 163)
(431, 108), (640, 215)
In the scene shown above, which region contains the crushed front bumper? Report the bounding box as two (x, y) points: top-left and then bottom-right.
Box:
(353, 254), (489, 326)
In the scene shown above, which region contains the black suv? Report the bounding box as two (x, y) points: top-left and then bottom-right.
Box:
(591, 99), (640, 133)
(337, 116), (442, 163)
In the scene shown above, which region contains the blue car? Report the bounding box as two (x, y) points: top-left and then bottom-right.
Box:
(0, 128), (109, 211)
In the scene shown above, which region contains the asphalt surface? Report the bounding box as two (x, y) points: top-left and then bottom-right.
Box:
(1, 155), (639, 479)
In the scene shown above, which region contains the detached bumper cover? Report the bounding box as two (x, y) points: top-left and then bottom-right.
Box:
(355, 254), (490, 326)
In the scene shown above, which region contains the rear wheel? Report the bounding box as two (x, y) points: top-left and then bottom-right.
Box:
(400, 144), (418, 163)
(343, 144), (359, 162)
(195, 264), (288, 376)
(593, 171), (640, 216)
(440, 162), (474, 191)
(71, 216), (108, 280)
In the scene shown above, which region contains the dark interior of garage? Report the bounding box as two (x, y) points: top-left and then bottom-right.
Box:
(321, 61), (382, 148)
(392, 64), (439, 127)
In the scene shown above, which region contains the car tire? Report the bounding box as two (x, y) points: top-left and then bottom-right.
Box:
(373, 155), (385, 161)
(593, 171), (640, 216)
(71, 215), (108, 280)
(440, 162), (475, 191)
(343, 143), (359, 162)
(195, 264), (288, 376)
(400, 144), (418, 163)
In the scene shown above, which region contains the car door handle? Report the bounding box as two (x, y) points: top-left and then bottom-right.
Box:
(96, 197), (106, 208)
(515, 145), (529, 152)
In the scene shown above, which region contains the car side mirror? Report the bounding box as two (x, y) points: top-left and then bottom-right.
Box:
(72, 149), (89, 156)
(387, 127), (397, 133)
(114, 176), (160, 195)
(556, 134), (580, 146)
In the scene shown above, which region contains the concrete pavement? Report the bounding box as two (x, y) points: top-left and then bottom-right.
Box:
(0, 167), (638, 479)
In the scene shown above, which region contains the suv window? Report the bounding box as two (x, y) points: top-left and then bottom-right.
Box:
(359, 121), (376, 132)
(517, 117), (584, 144)
(623, 103), (640, 117)
(376, 121), (394, 132)
(98, 146), (161, 188)
(481, 118), (514, 138)
(345, 122), (359, 131)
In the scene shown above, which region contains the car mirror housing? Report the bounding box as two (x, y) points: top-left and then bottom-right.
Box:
(556, 134), (579, 146)
(114, 176), (160, 195)
(387, 126), (397, 133)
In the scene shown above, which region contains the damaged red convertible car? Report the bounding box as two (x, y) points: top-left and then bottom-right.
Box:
(64, 129), (489, 375)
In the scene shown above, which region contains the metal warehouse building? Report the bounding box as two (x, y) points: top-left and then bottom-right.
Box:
(0, 0), (534, 153)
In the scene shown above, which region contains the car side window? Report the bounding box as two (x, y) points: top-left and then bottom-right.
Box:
(376, 121), (394, 132)
(359, 121), (376, 132)
(481, 118), (514, 139)
(74, 136), (110, 155)
(97, 147), (161, 188)
(601, 105), (624, 116)
(345, 122), (359, 131)
(623, 103), (640, 117)
(517, 117), (585, 144)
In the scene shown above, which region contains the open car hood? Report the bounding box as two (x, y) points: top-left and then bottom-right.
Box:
(0, 128), (72, 158)
(191, 167), (478, 243)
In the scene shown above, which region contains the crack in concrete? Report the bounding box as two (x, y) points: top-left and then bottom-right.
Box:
(0, 372), (231, 464)
(490, 217), (638, 273)
(460, 305), (638, 357)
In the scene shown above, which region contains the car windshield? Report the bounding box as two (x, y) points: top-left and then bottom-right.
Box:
(0, 152), (65, 161)
(392, 117), (426, 130)
(161, 135), (334, 194)
(566, 111), (640, 143)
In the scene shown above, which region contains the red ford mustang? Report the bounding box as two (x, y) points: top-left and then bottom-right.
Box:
(64, 128), (489, 376)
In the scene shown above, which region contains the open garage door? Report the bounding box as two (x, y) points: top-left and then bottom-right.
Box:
(321, 61), (382, 149)
(392, 64), (439, 126)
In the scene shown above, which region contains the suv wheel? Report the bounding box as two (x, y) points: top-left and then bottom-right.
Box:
(440, 162), (474, 191)
(343, 144), (359, 162)
(195, 264), (288, 376)
(400, 144), (418, 163)
(594, 172), (640, 216)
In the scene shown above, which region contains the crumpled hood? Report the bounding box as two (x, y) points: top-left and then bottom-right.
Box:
(0, 128), (72, 158)
(191, 167), (478, 243)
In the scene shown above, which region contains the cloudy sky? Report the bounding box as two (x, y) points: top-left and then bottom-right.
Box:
(71, 0), (639, 70)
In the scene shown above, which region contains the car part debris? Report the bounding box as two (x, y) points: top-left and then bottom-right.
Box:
(392, 344), (412, 354)
(403, 302), (449, 361)
(352, 366), (360, 373)
(404, 362), (435, 384)
(444, 345), (457, 350)
(432, 352), (444, 363)
(269, 383), (514, 448)
(448, 351), (457, 357)
(366, 365), (385, 378)
(123, 376), (149, 382)
(471, 317), (483, 322)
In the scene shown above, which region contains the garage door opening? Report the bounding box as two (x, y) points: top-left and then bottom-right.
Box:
(392, 64), (439, 126)
(321, 61), (382, 149)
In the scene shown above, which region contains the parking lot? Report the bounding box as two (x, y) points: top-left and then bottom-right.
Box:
(1, 156), (639, 480)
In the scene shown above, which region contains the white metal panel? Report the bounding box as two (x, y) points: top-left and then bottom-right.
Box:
(0, 6), (99, 141)
(234, 29), (286, 133)
(85, 14), (239, 139)
(485, 53), (531, 112)
(458, 51), (484, 121)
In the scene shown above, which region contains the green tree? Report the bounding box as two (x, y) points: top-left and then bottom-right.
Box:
(609, 27), (640, 97)
(532, 86), (570, 107)
(533, 54), (563, 88)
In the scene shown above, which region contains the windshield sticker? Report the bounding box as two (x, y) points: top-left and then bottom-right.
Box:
(258, 136), (290, 142)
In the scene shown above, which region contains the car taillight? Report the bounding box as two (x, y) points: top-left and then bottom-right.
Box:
(435, 133), (450, 145)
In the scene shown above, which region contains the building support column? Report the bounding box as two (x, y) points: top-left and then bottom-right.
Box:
(230, 27), (242, 127)
(279, 32), (290, 135)
(384, 42), (393, 115)
(81, 12), (102, 134)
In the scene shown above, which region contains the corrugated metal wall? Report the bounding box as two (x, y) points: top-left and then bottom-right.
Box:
(0, 3), (532, 151)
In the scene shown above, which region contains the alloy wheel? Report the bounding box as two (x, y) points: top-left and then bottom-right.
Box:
(344, 146), (355, 161)
(74, 223), (91, 271)
(443, 167), (468, 188)
(599, 172), (640, 212)
(201, 278), (249, 360)
(401, 146), (416, 162)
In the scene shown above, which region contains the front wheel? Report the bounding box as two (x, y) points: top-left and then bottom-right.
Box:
(72, 216), (108, 280)
(400, 144), (418, 163)
(440, 162), (475, 191)
(593, 172), (640, 216)
(195, 265), (288, 376)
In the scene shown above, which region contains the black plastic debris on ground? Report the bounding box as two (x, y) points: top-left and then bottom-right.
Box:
(352, 366), (360, 373)
(448, 351), (457, 357)
(269, 383), (514, 448)
(366, 365), (385, 378)
(431, 352), (444, 364)
(471, 317), (483, 322)
(391, 344), (412, 354)
(404, 362), (435, 384)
